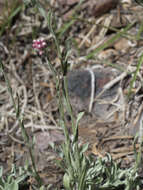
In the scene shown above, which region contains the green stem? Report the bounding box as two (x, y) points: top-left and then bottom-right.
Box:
(63, 76), (75, 134)
(128, 53), (143, 97)
(0, 58), (42, 187)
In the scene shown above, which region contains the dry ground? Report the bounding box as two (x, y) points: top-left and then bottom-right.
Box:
(1, 0), (143, 188)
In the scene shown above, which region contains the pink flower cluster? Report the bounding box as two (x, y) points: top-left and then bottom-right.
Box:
(32, 38), (46, 55)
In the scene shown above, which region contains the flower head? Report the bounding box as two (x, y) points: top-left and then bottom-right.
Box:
(32, 37), (46, 55)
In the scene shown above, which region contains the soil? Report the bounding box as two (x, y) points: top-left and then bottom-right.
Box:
(0, 0), (143, 189)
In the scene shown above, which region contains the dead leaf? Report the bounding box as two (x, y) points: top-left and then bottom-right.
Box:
(114, 38), (132, 53)
(92, 0), (119, 17)
(58, 0), (79, 5)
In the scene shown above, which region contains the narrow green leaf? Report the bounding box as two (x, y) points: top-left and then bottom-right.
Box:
(8, 182), (18, 190)
(63, 173), (71, 190)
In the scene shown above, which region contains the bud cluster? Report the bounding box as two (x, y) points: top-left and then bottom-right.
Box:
(32, 38), (46, 55)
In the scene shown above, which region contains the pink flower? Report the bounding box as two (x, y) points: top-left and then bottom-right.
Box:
(32, 38), (46, 55)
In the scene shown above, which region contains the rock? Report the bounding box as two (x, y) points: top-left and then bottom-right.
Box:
(67, 68), (124, 123)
